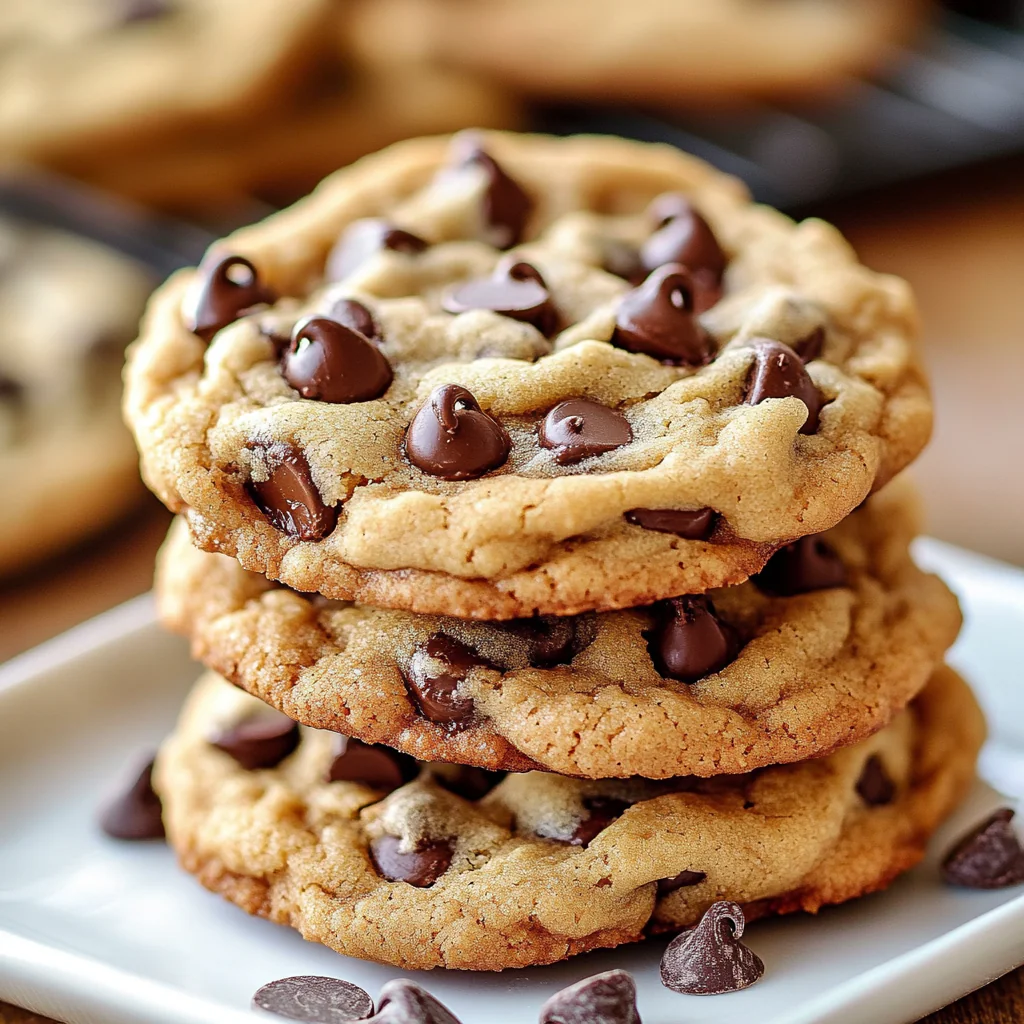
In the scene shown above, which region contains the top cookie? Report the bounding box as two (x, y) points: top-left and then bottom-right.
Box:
(124, 131), (931, 618)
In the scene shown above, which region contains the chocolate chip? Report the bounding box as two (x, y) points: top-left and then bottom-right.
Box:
(571, 797), (630, 847)
(658, 870), (707, 895)
(209, 711), (300, 770)
(744, 340), (824, 434)
(539, 398), (633, 465)
(326, 736), (418, 791)
(647, 595), (738, 684)
(538, 970), (641, 1024)
(329, 298), (380, 341)
(98, 757), (165, 841)
(625, 507), (717, 540)
(246, 443), (338, 541)
(661, 900), (764, 995)
(447, 135), (531, 249)
(185, 254), (275, 341)
(117, 0), (173, 24)
(942, 808), (1024, 889)
(326, 219), (428, 281)
(612, 264), (714, 366)
(370, 835), (453, 888)
(855, 755), (896, 806)
(405, 384), (510, 480)
(0, 374), (24, 405)
(282, 315), (392, 404)
(367, 980), (463, 1024)
(403, 634), (490, 727)
(602, 240), (646, 286)
(753, 534), (847, 596)
(794, 325), (825, 363)
(498, 616), (579, 666)
(442, 261), (557, 336)
(432, 766), (506, 801)
(252, 976), (373, 1022)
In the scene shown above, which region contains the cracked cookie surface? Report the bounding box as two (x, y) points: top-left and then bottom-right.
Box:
(154, 665), (983, 971)
(157, 484), (960, 779)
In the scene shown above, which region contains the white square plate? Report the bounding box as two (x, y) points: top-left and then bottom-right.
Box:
(1, 538), (1023, 1024)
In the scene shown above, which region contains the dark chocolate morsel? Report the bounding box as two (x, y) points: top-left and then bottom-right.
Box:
(251, 976), (373, 1022)
(368, 979), (463, 1024)
(185, 254), (275, 341)
(498, 616), (578, 667)
(329, 298), (379, 341)
(647, 595), (738, 684)
(538, 970), (641, 1024)
(753, 534), (847, 596)
(794, 325), (825, 363)
(282, 315), (392, 404)
(942, 808), (1024, 889)
(432, 766), (506, 801)
(209, 711), (300, 770)
(99, 757), (165, 840)
(539, 398), (633, 465)
(326, 736), (418, 791)
(855, 755), (896, 806)
(625, 507), (717, 540)
(246, 443), (337, 541)
(571, 797), (630, 847)
(117, 0), (173, 24)
(660, 900), (764, 995)
(657, 869), (707, 894)
(405, 384), (510, 480)
(612, 263), (714, 366)
(744, 339), (825, 434)
(442, 260), (557, 336)
(326, 218), (428, 281)
(403, 634), (490, 727)
(370, 835), (453, 888)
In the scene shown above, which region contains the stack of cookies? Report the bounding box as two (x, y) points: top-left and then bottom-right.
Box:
(123, 131), (986, 975)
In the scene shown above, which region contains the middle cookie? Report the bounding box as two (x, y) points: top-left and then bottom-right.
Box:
(157, 485), (960, 779)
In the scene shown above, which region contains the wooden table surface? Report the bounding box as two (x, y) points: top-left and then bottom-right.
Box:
(0, 157), (1022, 1023)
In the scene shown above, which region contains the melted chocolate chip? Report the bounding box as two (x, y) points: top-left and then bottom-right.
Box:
(209, 711), (300, 770)
(326, 219), (428, 281)
(498, 616), (579, 666)
(612, 264), (714, 366)
(326, 736), (418, 791)
(370, 835), (453, 888)
(647, 595), (738, 684)
(625, 507), (717, 540)
(246, 443), (338, 541)
(185, 254), (275, 341)
(660, 900), (764, 995)
(432, 766), (506, 801)
(745, 340), (825, 434)
(98, 758), (165, 840)
(403, 634), (490, 727)
(538, 970), (641, 1024)
(657, 869), (707, 894)
(405, 384), (510, 480)
(856, 755), (896, 806)
(251, 976), (373, 1022)
(442, 261), (557, 336)
(329, 298), (379, 341)
(571, 797), (630, 847)
(539, 398), (633, 465)
(754, 534), (847, 596)
(369, 980), (463, 1024)
(282, 316), (392, 404)
(942, 808), (1024, 889)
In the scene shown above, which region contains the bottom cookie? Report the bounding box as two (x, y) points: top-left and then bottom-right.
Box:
(155, 666), (983, 971)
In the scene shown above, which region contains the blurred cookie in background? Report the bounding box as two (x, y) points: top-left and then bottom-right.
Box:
(0, 219), (153, 576)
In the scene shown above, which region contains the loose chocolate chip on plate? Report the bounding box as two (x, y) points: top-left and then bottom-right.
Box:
(209, 711), (300, 770)
(367, 980), (463, 1024)
(252, 976), (373, 1022)
(856, 754), (896, 806)
(657, 869), (707, 894)
(571, 797), (630, 847)
(625, 507), (717, 540)
(99, 757), (165, 841)
(282, 315), (392, 404)
(247, 443), (338, 541)
(370, 835), (453, 888)
(442, 260), (557, 336)
(326, 736), (418, 791)
(539, 970), (641, 1024)
(660, 900), (764, 995)
(406, 384), (510, 480)
(539, 398), (633, 465)
(326, 218), (428, 281)
(329, 297), (380, 341)
(753, 534), (847, 596)
(744, 339), (824, 434)
(185, 254), (275, 341)
(647, 595), (738, 684)
(432, 766), (506, 801)
(612, 263), (714, 366)
(942, 808), (1024, 889)
(404, 634), (490, 727)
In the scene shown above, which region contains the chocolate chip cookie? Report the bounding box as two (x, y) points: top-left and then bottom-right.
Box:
(157, 483), (960, 779)
(154, 665), (983, 971)
(126, 132), (931, 618)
